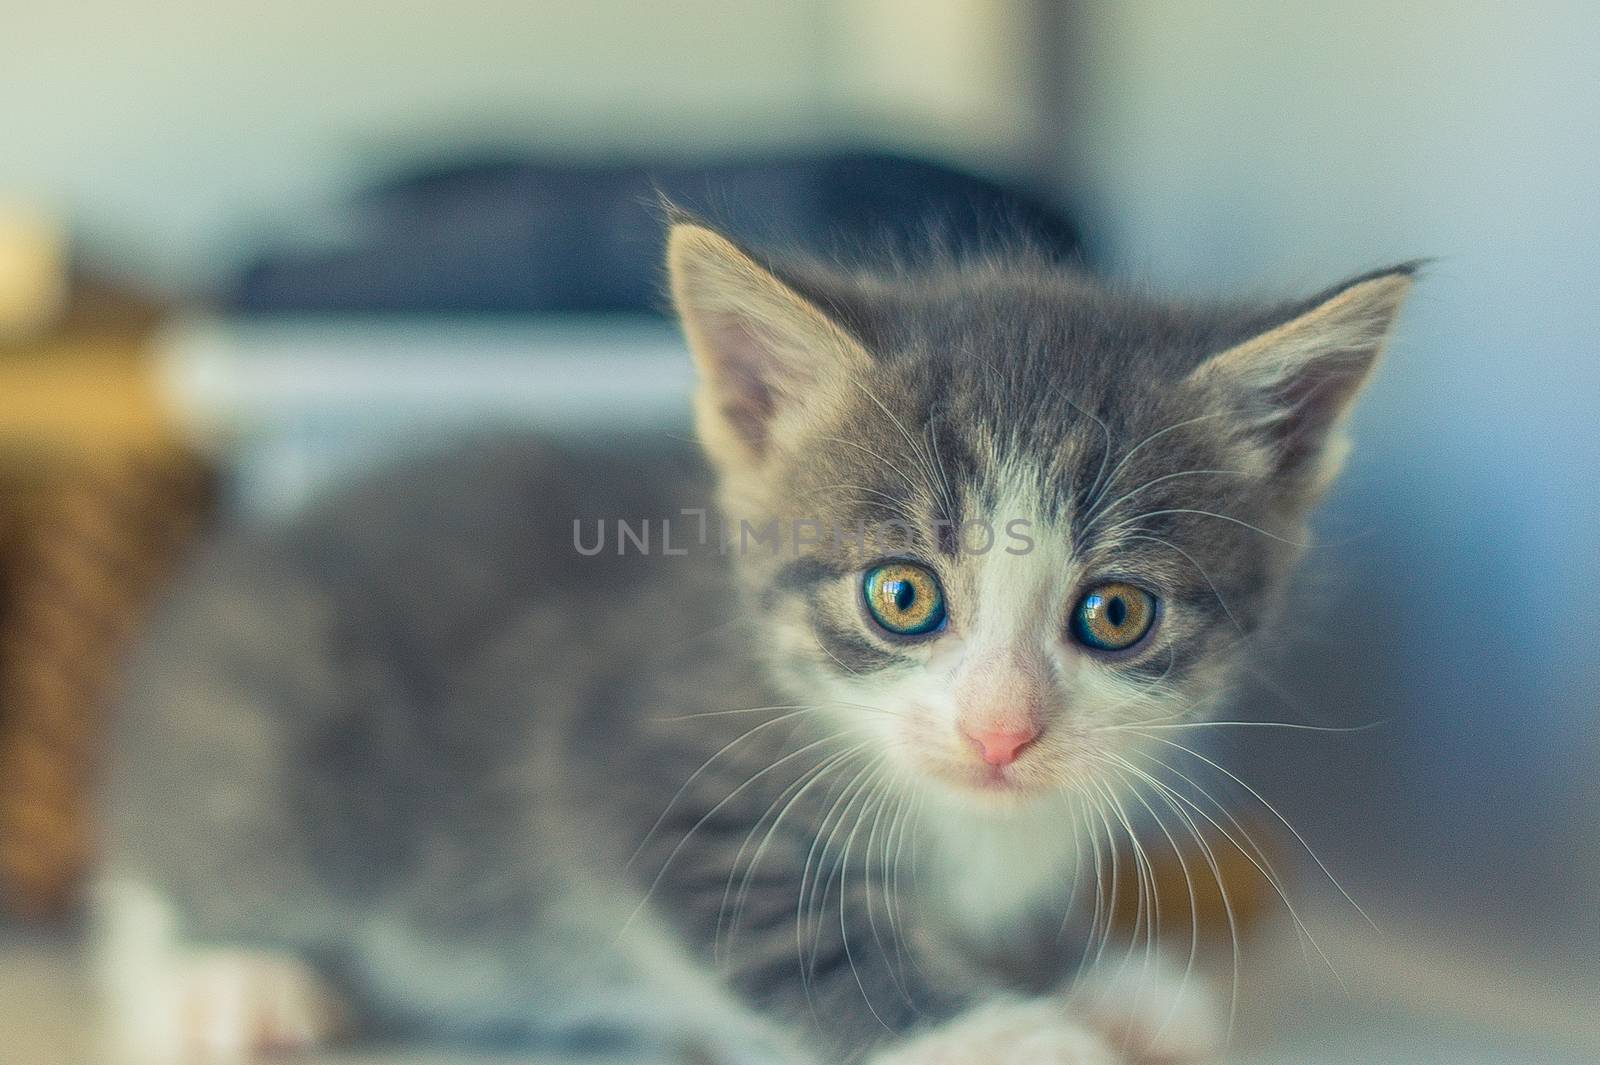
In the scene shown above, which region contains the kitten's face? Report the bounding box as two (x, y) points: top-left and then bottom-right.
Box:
(669, 223), (1412, 806)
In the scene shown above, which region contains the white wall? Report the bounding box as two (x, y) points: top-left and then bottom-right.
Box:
(0, 0), (825, 286)
(1059, 0), (1600, 950)
(0, 0), (1038, 291)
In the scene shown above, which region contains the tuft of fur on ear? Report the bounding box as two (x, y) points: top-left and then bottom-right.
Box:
(667, 222), (871, 473)
(1187, 263), (1418, 495)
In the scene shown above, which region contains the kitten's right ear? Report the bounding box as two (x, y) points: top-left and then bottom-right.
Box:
(667, 223), (871, 471)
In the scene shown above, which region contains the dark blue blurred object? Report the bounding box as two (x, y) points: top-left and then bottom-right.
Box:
(230, 153), (1082, 314)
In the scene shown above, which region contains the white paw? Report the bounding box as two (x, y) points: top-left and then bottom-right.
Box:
(1072, 961), (1224, 1065)
(95, 879), (346, 1062)
(105, 948), (345, 1062)
(869, 997), (1117, 1065)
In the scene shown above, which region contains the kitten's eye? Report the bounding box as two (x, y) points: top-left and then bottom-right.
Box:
(1071, 581), (1157, 652)
(863, 561), (947, 637)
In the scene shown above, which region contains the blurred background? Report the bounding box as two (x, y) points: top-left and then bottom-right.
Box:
(0, 2), (1595, 1062)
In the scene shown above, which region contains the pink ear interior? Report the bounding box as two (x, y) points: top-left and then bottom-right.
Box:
(1196, 270), (1413, 480)
(703, 313), (780, 455)
(1248, 352), (1374, 474)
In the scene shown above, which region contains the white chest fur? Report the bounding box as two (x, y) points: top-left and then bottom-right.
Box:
(918, 796), (1082, 954)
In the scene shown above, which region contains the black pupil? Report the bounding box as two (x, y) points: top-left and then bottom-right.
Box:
(1105, 595), (1128, 628)
(889, 580), (916, 612)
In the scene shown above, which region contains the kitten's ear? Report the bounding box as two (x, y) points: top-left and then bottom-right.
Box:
(667, 222), (871, 470)
(1187, 264), (1418, 493)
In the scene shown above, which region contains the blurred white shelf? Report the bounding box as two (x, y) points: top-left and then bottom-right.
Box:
(155, 313), (696, 437)
(151, 313), (698, 516)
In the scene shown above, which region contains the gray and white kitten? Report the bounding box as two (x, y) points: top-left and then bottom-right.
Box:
(96, 220), (1413, 1064)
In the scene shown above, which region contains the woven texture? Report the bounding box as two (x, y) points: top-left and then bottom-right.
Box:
(0, 447), (212, 918)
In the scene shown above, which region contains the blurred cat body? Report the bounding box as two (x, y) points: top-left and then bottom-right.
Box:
(97, 224), (1413, 1063)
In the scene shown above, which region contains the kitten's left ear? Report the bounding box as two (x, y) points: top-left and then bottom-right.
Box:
(1187, 263), (1419, 493)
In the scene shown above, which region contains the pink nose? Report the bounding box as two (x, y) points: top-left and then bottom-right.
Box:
(965, 725), (1040, 767)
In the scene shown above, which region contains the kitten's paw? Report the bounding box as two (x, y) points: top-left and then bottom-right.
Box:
(107, 949), (346, 1062)
(869, 997), (1117, 1065)
(96, 880), (346, 1061)
(1073, 962), (1224, 1065)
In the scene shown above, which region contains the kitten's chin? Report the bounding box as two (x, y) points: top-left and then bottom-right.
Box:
(925, 762), (1053, 808)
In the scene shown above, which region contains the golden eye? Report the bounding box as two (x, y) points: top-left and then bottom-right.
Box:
(1071, 581), (1157, 652)
(863, 561), (947, 637)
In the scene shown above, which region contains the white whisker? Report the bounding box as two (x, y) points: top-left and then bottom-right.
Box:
(1079, 469), (1247, 541)
(1086, 412), (1234, 517)
(1119, 532), (1246, 635)
(625, 725), (869, 934)
(1121, 750), (1343, 994)
(717, 741), (872, 953)
(1131, 733), (1377, 934)
(630, 705), (839, 868)
(1099, 508), (1308, 548)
